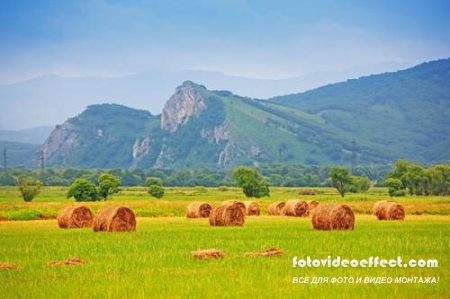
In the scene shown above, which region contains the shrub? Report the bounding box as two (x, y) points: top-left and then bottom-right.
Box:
(16, 176), (42, 202)
(67, 178), (99, 202)
(148, 185), (165, 199)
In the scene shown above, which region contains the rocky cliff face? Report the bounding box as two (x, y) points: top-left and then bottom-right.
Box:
(41, 122), (78, 164)
(161, 81), (207, 132)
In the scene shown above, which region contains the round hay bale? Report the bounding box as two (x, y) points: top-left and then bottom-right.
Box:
(57, 206), (93, 229)
(374, 200), (405, 220)
(282, 199), (308, 217)
(223, 200), (246, 215)
(93, 206), (136, 232)
(268, 201), (286, 216)
(186, 202), (212, 218)
(373, 200), (391, 216)
(307, 201), (319, 215)
(243, 201), (260, 216)
(312, 204), (355, 231)
(209, 202), (245, 227)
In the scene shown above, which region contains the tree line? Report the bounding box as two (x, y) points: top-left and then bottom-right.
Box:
(385, 160), (450, 196)
(0, 164), (392, 188)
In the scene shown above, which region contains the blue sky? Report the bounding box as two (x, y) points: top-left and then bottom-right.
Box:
(1, 0), (449, 83)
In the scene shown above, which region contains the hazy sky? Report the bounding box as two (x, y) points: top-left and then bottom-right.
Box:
(1, 0), (449, 84)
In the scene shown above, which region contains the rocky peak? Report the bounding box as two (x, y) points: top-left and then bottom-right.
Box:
(161, 81), (207, 132)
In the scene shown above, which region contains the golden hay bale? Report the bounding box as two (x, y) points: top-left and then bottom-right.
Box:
(209, 202), (245, 227)
(307, 201), (320, 215)
(57, 206), (93, 229)
(373, 200), (390, 216)
(223, 200), (246, 215)
(186, 202), (212, 218)
(0, 262), (18, 270)
(374, 200), (405, 220)
(268, 201), (286, 216)
(93, 206), (136, 232)
(244, 248), (284, 257)
(192, 249), (225, 259)
(243, 201), (260, 216)
(312, 204), (355, 231)
(282, 199), (309, 217)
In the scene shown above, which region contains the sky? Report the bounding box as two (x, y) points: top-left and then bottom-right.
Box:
(0, 0), (449, 84)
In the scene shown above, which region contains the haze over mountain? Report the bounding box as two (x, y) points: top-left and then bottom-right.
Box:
(0, 62), (408, 130)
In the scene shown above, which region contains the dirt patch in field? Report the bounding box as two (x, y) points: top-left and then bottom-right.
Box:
(47, 258), (88, 267)
(192, 249), (225, 259)
(0, 262), (18, 270)
(244, 248), (284, 257)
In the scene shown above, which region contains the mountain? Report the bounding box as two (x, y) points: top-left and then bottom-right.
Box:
(0, 63), (407, 130)
(0, 126), (54, 144)
(40, 81), (357, 169)
(270, 58), (450, 165)
(17, 58), (450, 169)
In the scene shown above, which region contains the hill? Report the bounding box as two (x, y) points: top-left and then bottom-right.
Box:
(270, 58), (450, 165)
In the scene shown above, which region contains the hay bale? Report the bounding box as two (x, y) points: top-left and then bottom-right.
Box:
(192, 249), (225, 259)
(57, 206), (93, 229)
(282, 199), (309, 217)
(209, 202), (245, 227)
(223, 200), (246, 215)
(243, 201), (260, 216)
(93, 206), (136, 232)
(312, 204), (355, 231)
(0, 262), (18, 270)
(186, 202), (212, 218)
(374, 200), (405, 220)
(307, 201), (320, 215)
(268, 201), (286, 216)
(244, 248), (284, 257)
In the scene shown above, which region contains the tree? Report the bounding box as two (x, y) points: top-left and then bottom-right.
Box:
(98, 173), (121, 200)
(385, 178), (405, 197)
(146, 176), (164, 198)
(148, 185), (165, 199)
(146, 177), (163, 187)
(403, 164), (427, 195)
(233, 166), (270, 198)
(16, 176), (42, 202)
(67, 178), (99, 202)
(429, 165), (450, 195)
(329, 166), (352, 197)
(348, 175), (371, 193)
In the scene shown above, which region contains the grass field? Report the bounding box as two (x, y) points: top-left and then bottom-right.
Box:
(0, 187), (449, 298)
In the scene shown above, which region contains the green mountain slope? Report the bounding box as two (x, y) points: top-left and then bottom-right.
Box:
(270, 58), (450, 164)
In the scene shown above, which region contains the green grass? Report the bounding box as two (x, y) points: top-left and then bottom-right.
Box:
(0, 215), (448, 298)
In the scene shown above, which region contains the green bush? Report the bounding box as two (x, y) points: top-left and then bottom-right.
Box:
(67, 178), (99, 201)
(148, 185), (164, 199)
